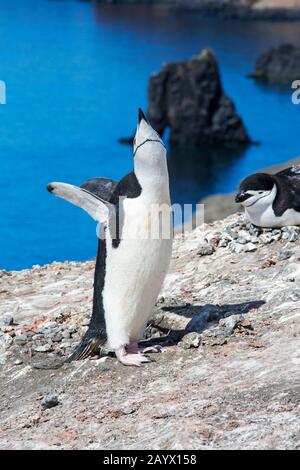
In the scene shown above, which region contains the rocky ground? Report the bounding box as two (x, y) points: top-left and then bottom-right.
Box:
(0, 213), (299, 450)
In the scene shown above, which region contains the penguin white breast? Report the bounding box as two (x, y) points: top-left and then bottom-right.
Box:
(246, 205), (300, 228)
(103, 194), (173, 350)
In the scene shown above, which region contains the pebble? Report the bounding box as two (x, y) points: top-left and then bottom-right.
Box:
(0, 333), (13, 349)
(228, 242), (244, 254)
(14, 359), (23, 366)
(15, 334), (28, 345)
(218, 233), (232, 248)
(41, 393), (59, 410)
(33, 344), (53, 353)
(259, 233), (273, 244)
(277, 249), (293, 261)
(121, 407), (136, 415)
(51, 333), (63, 343)
(244, 242), (257, 253)
(179, 332), (202, 349)
(282, 227), (300, 242)
(219, 315), (244, 336)
(2, 314), (14, 326)
(197, 243), (215, 256)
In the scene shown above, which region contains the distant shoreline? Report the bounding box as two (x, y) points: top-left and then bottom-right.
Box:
(94, 1), (300, 21)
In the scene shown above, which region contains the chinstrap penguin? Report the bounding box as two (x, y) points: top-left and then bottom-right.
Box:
(47, 109), (173, 367)
(235, 166), (300, 228)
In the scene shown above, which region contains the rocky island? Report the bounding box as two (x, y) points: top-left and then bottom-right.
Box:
(250, 44), (300, 85)
(0, 213), (299, 450)
(148, 49), (250, 146)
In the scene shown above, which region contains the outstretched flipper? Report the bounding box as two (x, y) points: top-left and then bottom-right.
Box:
(47, 182), (114, 223)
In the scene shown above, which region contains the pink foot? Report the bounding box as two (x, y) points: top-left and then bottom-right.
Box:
(116, 345), (153, 367)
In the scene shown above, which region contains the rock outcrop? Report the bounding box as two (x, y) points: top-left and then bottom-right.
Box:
(0, 213), (299, 450)
(147, 49), (250, 146)
(94, 1), (300, 20)
(250, 44), (300, 85)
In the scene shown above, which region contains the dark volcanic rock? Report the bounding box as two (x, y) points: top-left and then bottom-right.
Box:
(147, 49), (250, 146)
(250, 44), (300, 85)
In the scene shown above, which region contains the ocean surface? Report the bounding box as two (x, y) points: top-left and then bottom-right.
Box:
(1, 0), (300, 270)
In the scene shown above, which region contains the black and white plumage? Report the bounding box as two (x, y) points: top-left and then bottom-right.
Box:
(47, 109), (173, 367)
(235, 166), (300, 227)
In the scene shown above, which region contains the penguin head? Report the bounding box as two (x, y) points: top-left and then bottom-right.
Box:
(235, 173), (276, 209)
(133, 108), (167, 176)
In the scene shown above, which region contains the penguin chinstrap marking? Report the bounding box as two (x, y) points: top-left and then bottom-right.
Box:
(235, 166), (300, 228)
(47, 109), (173, 367)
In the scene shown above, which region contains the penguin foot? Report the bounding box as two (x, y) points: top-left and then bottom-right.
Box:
(116, 345), (154, 367)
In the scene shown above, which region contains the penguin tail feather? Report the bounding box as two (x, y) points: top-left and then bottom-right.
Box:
(65, 335), (107, 363)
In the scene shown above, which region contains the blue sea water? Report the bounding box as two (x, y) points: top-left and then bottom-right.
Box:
(0, 0), (300, 270)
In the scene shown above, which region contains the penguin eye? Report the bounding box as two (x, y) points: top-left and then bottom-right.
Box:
(258, 191), (264, 194)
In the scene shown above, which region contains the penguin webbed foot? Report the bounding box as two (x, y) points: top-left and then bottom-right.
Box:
(116, 345), (155, 367)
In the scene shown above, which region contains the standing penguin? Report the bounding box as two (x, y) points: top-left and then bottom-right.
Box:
(47, 109), (173, 366)
(235, 166), (300, 227)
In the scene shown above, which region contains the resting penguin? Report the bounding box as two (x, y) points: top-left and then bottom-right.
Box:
(235, 166), (300, 228)
(47, 109), (173, 366)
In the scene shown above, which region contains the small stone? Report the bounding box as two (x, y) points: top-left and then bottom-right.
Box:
(41, 393), (59, 410)
(2, 314), (14, 326)
(244, 242), (257, 253)
(271, 229), (282, 242)
(32, 334), (44, 341)
(122, 407), (135, 415)
(236, 237), (247, 245)
(259, 233), (273, 244)
(14, 359), (23, 366)
(33, 344), (52, 353)
(289, 291), (300, 302)
(0, 333), (13, 349)
(179, 332), (201, 349)
(51, 333), (63, 343)
(237, 230), (252, 243)
(239, 319), (253, 330)
(282, 227), (300, 242)
(248, 224), (263, 237)
(228, 242), (244, 254)
(197, 243), (215, 256)
(218, 233), (232, 248)
(68, 324), (78, 334)
(226, 226), (239, 240)
(277, 249), (293, 261)
(15, 334), (28, 345)
(219, 315), (244, 336)
(62, 331), (71, 339)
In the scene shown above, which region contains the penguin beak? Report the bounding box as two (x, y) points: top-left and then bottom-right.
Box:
(235, 191), (251, 203)
(138, 107), (148, 125)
